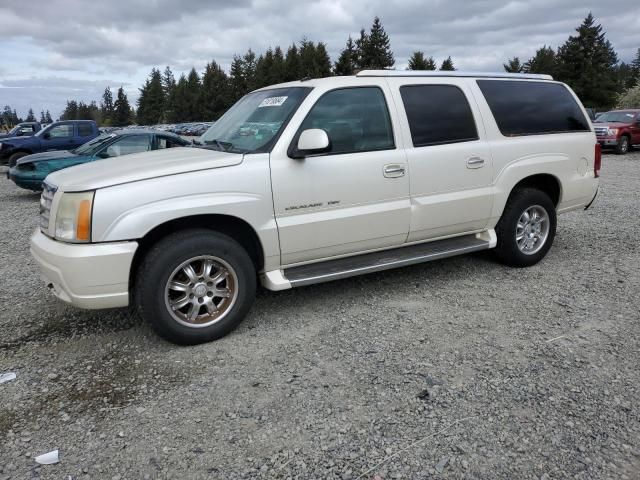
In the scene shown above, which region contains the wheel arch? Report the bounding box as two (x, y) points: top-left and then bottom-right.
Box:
(129, 214), (265, 291)
(508, 173), (562, 208)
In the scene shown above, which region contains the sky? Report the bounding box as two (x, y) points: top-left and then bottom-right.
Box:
(0, 0), (638, 120)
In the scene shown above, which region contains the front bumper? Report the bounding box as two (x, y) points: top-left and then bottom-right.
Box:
(7, 168), (44, 191)
(597, 137), (618, 147)
(30, 229), (138, 309)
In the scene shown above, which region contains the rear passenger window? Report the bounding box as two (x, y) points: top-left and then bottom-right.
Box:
(477, 80), (590, 136)
(399, 85), (478, 147)
(78, 123), (93, 136)
(298, 87), (394, 155)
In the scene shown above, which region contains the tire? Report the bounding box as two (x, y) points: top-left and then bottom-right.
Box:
(8, 152), (28, 167)
(494, 188), (557, 268)
(615, 136), (629, 155)
(134, 229), (257, 345)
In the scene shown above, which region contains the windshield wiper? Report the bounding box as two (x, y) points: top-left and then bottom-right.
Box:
(203, 139), (233, 151)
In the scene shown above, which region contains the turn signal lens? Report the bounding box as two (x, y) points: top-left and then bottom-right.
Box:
(76, 199), (92, 241)
(594, 143), (601, 178)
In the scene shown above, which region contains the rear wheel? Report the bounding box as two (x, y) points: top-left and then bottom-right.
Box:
(615, 135), (629, 155)
(8, 152), (28, 167)
(135, 229), (256, 345)
(494, 188), (557, 268)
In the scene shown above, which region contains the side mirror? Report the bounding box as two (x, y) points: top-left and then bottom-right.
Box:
(292, 129), (330, 158)
(16, 131), (24, 137)
(42, 132), (50, 140)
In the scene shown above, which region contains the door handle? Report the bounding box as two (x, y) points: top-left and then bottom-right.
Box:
(383, 164), (406, 178)
(466, 156), (485, 169)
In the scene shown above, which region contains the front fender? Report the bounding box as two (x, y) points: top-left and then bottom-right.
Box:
(90, 158), (280, 266)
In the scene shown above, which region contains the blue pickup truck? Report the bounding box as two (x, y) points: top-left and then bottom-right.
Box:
(0, 120), (99, 166)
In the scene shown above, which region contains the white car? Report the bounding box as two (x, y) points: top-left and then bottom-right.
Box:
(31, 71), (600, 345)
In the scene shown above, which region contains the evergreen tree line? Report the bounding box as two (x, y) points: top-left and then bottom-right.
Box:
(503, 13), (640, 108)
(1, 106), (53, 128)
(4, 13), (638, 128)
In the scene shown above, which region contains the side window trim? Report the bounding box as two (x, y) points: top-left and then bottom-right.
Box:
(399, 83), (480, 148)
(287, 85), (396, 158)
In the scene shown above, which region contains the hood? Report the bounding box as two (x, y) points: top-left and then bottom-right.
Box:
(46, 146), (243, 191)
(0, 135), (32, 144)
(16, 150), (77, 165)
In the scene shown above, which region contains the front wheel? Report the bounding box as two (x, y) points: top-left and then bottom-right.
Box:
(494, 188), (557, 268)
(9, 152), (28, 167)
(615, 136), (629, 155)
(135, 230), (257, 345)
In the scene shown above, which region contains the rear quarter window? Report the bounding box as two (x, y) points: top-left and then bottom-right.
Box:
(477, 80), (590, 136)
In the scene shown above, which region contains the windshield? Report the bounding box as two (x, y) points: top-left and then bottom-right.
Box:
(199, 87), (311, 153)
(7, 125), (22, 135)
(594, 111), (637, 123)
(72, 133), (116, 155)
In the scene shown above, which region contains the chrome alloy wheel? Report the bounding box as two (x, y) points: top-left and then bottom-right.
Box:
(515, 205), (550, 255)
(164, 256), (239, 328)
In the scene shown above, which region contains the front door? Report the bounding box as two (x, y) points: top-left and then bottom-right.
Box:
(387, 78), (494, 241)
(270, 83), (411, 266)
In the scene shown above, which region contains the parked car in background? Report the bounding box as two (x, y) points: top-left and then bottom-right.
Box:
(8, 129), (189, 191)
(1, 120), (99, 166)
(30, 71), (599, 345)
(593, 109), (640, 154)
(0, 122), (41, 139)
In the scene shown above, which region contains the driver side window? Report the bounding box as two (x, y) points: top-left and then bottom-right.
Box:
(104, 135), (151, 158)
(297, 87), (395, 155)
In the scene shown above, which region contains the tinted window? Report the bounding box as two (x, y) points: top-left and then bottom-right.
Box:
(78, 123), (93, 136)
(104, 135), (151, 157)
(400, 85), (478, 147)
(48, 124), (74, 138)
(477, 80), (590, 136)
(157, 136), (185, 149)
(298, 87), (394, 154)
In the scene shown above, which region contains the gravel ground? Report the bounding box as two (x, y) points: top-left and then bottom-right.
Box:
(0, 152), (639, 480)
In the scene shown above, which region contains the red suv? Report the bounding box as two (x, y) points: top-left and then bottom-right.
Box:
(593, 109), (640, 154)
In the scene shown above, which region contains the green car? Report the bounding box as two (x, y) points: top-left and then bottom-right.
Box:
(7, 129), (190, 191)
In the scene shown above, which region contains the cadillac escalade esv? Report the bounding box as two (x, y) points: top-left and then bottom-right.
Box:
(30, 71), (600, 345)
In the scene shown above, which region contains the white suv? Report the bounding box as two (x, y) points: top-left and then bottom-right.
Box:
(31, 71), (600, 344)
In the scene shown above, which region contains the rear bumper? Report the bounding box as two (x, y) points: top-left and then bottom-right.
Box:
(30, 229), (138, 309)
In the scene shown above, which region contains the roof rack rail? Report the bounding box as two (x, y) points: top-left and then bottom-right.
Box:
(355, 70), (553, 81)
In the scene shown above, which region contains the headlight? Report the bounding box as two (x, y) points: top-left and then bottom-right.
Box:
(607, 128), (618, 136)
(55, 191), (94, 243)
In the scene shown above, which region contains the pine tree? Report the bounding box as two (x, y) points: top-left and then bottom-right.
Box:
(185, 68), (202, 120)
(113, 86), (132, 126)
(503, 57), (524, 73)
(298, 40), (331, 78)
(630, 48), (640, 86)
(200, 60), (229, 120)
(440, 56), (455, 71)
(354, 29), (369, 69)
(45, 110), (53, 123)
(284, 44), (301, 81)
(40, 110), (46, 123)
(255, 48), (275, 88)
(100, 87), (114, 125)
(407, 51), (436, 70)
(60, 101), (78, 120)
(170, 74), (189, 122)
(137, 68), (165, 124)
(555, 13), (618, 108)
(272, 46), (287, 84)
(523, 46), (557, 76)
(26, 108), (36, 122)
(315, 42), (332, 77)
(334, 36), (357, 75)
(162, 66), (177, 121)
(242, 49), (258, 92)
(360, 17), (394, 69)
(229, 55), (248, 103)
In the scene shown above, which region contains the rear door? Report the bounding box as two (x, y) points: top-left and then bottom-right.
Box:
(75, 123), (96, 148)
(387, 78), (494, 242)
(270, 80), (411, 265)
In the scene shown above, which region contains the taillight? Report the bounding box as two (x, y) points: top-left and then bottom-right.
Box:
(594, 143), (601, 178)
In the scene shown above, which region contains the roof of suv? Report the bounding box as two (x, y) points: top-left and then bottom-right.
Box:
(256, 70), (555, 92)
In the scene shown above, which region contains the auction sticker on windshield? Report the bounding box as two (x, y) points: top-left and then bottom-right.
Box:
(259, 96), (288, 107)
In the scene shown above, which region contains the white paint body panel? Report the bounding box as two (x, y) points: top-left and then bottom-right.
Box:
(29, 74), (599, 310)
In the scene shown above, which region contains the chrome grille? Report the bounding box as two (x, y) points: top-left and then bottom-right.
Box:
(40, 182), (57, 234)
(594, 126), (608, 137)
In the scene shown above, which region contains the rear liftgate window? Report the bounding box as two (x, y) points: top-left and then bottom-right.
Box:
(477, 80), (590, 136)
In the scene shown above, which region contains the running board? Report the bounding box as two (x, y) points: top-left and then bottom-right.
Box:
(261, 230), (496, 290)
